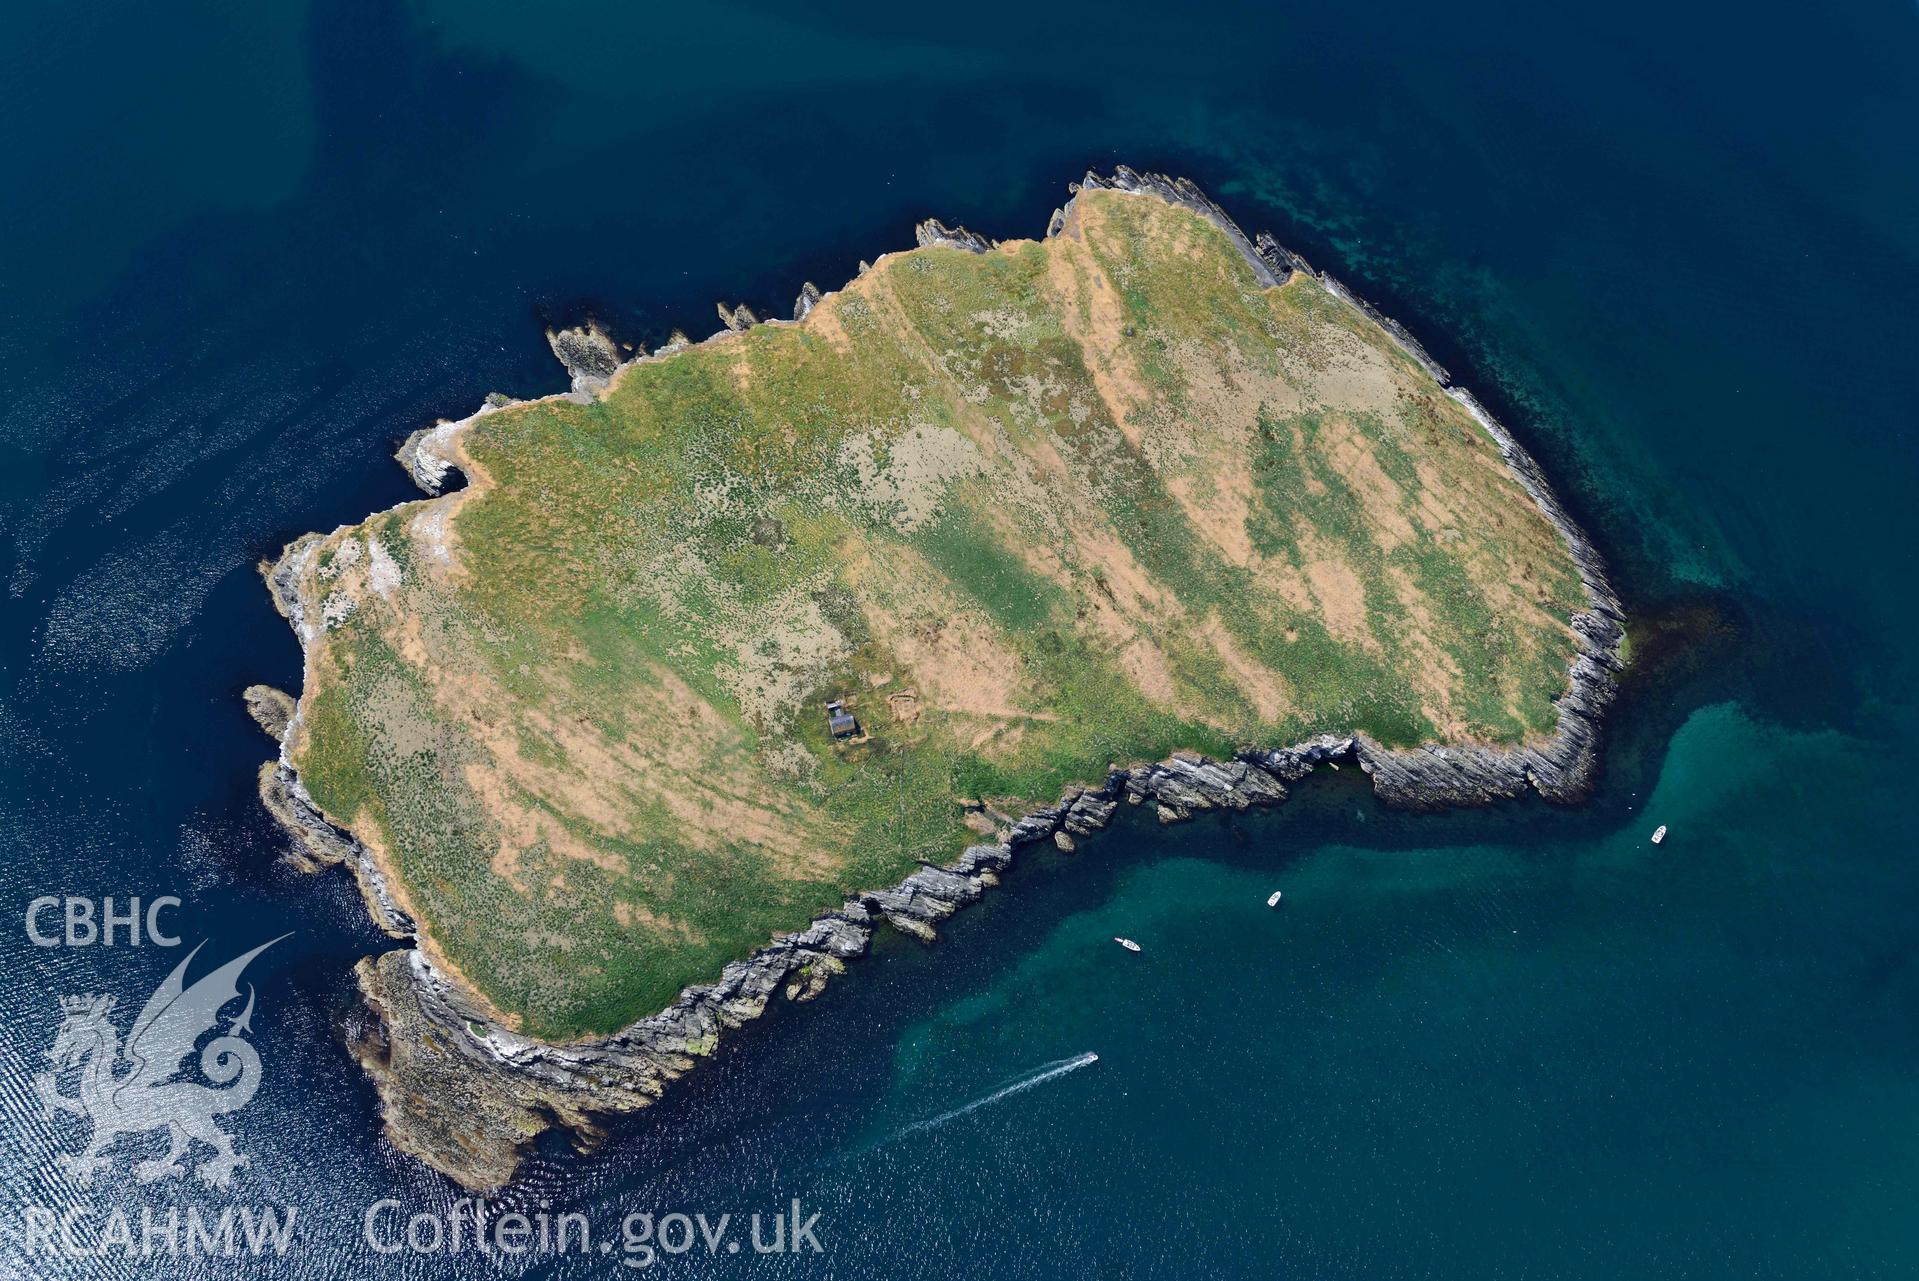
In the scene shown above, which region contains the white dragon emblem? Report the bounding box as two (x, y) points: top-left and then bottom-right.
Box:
(32, 937), (284, 1190)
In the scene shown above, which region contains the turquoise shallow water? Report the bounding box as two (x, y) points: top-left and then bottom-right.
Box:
(1, 0), (1916, 1276)
(546, 702), (1915, 1278)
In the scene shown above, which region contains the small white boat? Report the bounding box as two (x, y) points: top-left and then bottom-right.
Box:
(1266, 890), (1283, 908)
(1650, 825), (1668, 845)
(1113, 936), (1141, 952)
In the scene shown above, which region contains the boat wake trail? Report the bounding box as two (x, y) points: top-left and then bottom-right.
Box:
(890, 1052), (1100, 1141)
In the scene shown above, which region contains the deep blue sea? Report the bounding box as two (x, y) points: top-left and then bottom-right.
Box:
(2, 1), (1916, 1276)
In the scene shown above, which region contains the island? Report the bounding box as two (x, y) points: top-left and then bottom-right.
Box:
(252, 169), (1623, 1189)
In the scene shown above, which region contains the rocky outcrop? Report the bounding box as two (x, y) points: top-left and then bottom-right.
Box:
(1076, 166), (1296, 289)
(346, 899), (882, 1188)
(914, 217), (996, 254)
(395, 423), (461, 496)
(717, 302), (759, 332)
(255, 763), (414, 936)
(396, 401), (508, 496)
(242, 684), (294, 741)
(254, 167), (1627, 1192)
(546, 321), (622, 394)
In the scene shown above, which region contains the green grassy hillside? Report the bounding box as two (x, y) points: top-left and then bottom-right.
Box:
(286, 189), (1586, 1039)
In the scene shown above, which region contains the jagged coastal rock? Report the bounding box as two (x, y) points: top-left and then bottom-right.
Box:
(545, 321), (623, 393)
(254, 167), (1624, 1190)
(242, 683), (295, 741)
(914, 217), (998, 254)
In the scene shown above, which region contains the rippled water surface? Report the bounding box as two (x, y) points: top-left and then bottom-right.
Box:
(2, 0), (1915, 1276)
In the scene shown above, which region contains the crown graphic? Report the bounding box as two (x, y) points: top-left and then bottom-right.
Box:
(60, 993), (115, 1017)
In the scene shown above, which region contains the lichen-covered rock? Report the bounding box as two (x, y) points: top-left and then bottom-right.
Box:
(914, 217), (996, 253)
(717, 302), (758, 332)
(242, 684), (295, 741)
(546, 321), (622, 393)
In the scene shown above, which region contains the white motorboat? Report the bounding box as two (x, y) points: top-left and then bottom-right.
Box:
(1113, 936), (1141, 952)
(1267, 890), (1283, 908)
(1650, 825), (1668, 845)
